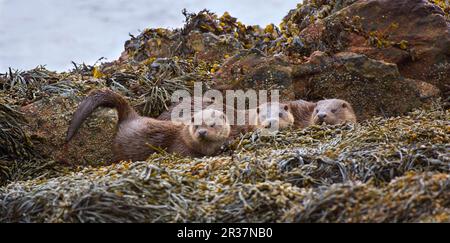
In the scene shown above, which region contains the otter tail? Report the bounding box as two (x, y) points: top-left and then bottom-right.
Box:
(66, 89), (138, 142)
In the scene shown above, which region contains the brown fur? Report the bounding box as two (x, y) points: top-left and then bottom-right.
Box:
(288, 99), (316, 128)
(67, 89), (230, 162)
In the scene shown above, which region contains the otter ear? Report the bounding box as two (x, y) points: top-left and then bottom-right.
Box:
(283, 105), (289, 111)
(342, 103), (348, 109)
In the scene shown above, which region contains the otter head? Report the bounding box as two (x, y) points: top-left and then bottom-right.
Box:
(313, 99), (356, 125)
(189, 109), (231, 143)
(254, 102), (294, 131)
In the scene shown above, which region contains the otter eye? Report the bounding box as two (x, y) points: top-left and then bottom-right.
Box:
(210, 123), (215, 128)
(342, 103), (348, 108)
(284, 105), (289, 111)
(331, 109), (337, 113)
(315, 109), (319, 113)
(279, 112), (283, 118)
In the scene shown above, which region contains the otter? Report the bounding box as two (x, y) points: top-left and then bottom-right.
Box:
(251, 102), (295, 131)
(311, 99), (357, 125)
(66, 89), (231, 162)
(287, 98), (356, 127)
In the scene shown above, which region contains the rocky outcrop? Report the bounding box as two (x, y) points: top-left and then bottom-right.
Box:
(282, 0), (450, 93)
(292, 51), (437, 120)
(121, 29), (243, 63)
(20, 96), (116, 165)
(342, 0), (450, 91)
(213, 49), (295, 99)
(186, 32), (243, 62)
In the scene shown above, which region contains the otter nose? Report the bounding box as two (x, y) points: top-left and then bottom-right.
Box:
(317, 113), (327, 121)
(198, 130), (208, 137)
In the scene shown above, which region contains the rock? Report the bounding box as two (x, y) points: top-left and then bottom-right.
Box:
(342, 0), (450, 91)
(409, 79), (442, 100)
(20, 96), (116, 165)
(424, 61), (450, 99)
(121, 29), (243, 63)
(283, 0), (450, 93)
(292, 51), (438, 120)
(213, 49), (295, 99)
(186, 31), (243, 62)
(281, 0), (359, 56)
(282, 0), (358, 33)
(122, 28), (175, 63)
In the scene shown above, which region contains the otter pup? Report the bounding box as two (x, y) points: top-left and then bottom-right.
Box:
(66, 89), (231, 162)
(251, 102), (295, 131)
(312, 99), (357, 125)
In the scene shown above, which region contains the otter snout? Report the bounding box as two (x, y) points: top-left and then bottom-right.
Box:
(197, 129), (208, 138)
(317, 113), (327, 122)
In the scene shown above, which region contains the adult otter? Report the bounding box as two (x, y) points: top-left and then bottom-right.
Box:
(66, 89), (231, 162)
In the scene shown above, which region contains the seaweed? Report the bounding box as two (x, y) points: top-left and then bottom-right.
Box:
(0, 103), (35, 160)
(0, 66), (67, 105)
(0, 102), (448, 222)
